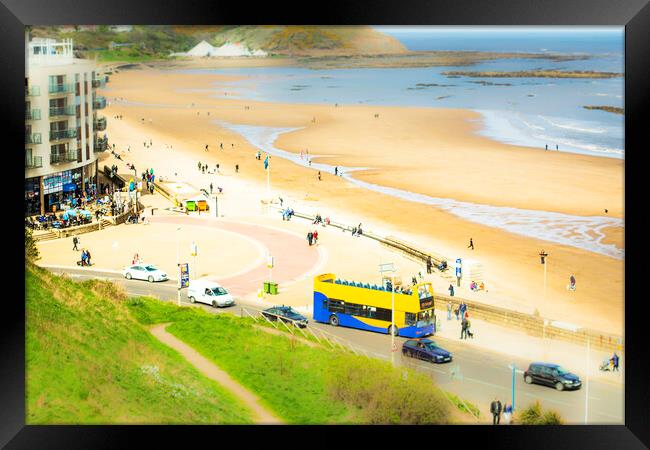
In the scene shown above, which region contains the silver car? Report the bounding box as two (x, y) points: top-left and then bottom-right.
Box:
(122, 264), (168, 282)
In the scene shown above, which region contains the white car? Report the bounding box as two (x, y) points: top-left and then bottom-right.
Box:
(122, 263), (168, 282)
(188, 279), (235, 308)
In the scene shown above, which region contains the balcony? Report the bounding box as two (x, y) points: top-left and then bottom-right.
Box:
(50, 129), (78, 141)
(94, 116), (107, 131)
(48, 83), (74, 95)
(25, 133), (42, 144)
(92, 75), (108, 88)
(25, 86), (40, 97)
(25, 109), (42, 120)
(93, 96), (107, 109)
(49, 106), (76, 118)
(25, 155), (43, 169)
(94, 136), (109, 152)
(50, 150), (77, 164)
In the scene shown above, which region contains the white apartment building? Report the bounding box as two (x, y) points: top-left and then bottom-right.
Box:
(25, 35), (109, 216)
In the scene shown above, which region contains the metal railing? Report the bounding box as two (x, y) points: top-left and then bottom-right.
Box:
(50, 150), (77, 164)
(48, 83), (74, 95)
(25, 109), (41, 120)
(25, 133), (42, 144)
(25, 86), (40, 97)
(94, 137), (109, 152)
(92, 75), (108, 88)
(49, 106), (75, 117)
(25, 155), (43, 168)
(94, 116), (107, 131)
(93, 96), (107, 109)
(49, 129), (78, 141)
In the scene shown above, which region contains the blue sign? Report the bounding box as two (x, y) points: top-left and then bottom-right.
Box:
(63, 182), (77, 192)
(180, 263), (190, 288)
(455, 258), (462, 278)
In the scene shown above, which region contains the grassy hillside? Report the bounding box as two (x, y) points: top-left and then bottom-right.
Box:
(25, 264), (252, 424)
(28, 25), (407, 61)
(127, 297), (454, 424)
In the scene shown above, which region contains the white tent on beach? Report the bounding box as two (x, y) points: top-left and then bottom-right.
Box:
(171, 40), (268, 58)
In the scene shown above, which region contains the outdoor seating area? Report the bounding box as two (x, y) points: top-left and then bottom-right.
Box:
(333, 279), (413, 295)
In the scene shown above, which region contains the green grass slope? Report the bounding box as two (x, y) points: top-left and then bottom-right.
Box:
(25, 265), (252, 424)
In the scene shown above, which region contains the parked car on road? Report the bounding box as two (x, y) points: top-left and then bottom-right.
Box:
(188, 279), (235, 308)
(402, 338), (452, 363)
(523, 362), (582, 391)
(262, 306), (308, 328)
(122, 264), (168, 282)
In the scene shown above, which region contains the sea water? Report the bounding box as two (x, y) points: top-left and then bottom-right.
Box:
(177, 28), (624, 159)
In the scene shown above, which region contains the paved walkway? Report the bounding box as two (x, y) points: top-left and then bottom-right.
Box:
(150, 323), (283, 424)
(148, 215), (323, 297)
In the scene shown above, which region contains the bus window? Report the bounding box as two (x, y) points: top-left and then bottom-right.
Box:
(345, 303), (362, 316)
(328, 299), (345, 313)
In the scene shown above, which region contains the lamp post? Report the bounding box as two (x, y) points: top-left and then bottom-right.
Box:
(176, 226), (181, 306)
(379, 262), (397, 366)
(539, 250), (548, 300)
(584, 337), (591, 424)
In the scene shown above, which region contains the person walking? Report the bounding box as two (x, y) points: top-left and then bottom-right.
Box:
(568, 274), (576, 291)
(220, 142), (223, 150)
(426, 256), (432, 274)
(334, 166), (338, 176)
(216, 163), (220, 173)
(490, 398), (503, 425)
(307, 231), (313, 246)
(235, 164), (239, 173)
(556, 144), (559, 151)
(447, 301), (452, 320)
(545, 144), (548, 151)
(72, 236), (79, 251)
(468, 238), (474, 250)
(318, 171), (322, 181)
(313, 230), (319, 244)
(454, 306), (460, 321)
(210, 183), (213, 194)
(460, 317), (468, 339)
(611, 352), (620, 372)
(448, 283), (454, 297)
(503, 403), (513, 425)
(85, 249), (92, 266)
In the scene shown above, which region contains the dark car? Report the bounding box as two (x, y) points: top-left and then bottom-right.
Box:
(262, 306), (309, 328)
(523, 362), (582, 391)
(402, 338), (452, 363)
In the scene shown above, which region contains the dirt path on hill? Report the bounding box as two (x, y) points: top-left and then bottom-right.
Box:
(150, 323), (283, 424)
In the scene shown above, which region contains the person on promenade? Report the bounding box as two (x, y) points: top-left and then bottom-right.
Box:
(72, 236), (79, 251)
(412, 276), (418, 285)
(307, 232), (313, 246)
(210, 183), (213, 195)
(466, 317), (473, 338)
(85, 249), (92, 266)
(80, 249), (87, 266)
(468, 237), (474, 250)
(611, 353), (620, 372)
(503, 403), (513, 424)
(198, 161), (202, 171)
(427, 256), (433, 274)
(460, 317), (468, 339)
(490, 398), (503, 425)
(448, 284), (454, 297)
(216, 164), (220, 174)
(313, 230), (319, 244)
(454, 306), (460, 321)
(447, 301), (452, 320)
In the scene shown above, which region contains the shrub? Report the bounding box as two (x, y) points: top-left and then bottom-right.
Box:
(516, 401), (563, 425)
(25, 227), (40, 261)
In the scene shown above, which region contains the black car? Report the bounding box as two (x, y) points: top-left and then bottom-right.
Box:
(262, 306), (309, 328)
(523, 362), (582, 391)
(402, 339), (452, 363)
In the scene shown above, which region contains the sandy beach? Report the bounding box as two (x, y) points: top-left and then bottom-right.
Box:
(96, 67), (624, 334)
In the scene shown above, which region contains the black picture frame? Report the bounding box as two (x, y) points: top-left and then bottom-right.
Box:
(2, 0), (646, 447)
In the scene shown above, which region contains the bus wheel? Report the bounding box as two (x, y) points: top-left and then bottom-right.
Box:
(388, 325), (399, 336)
(329, 315), (339, 327)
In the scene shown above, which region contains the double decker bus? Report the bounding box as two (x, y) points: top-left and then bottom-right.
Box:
(313, 273), (435, 337)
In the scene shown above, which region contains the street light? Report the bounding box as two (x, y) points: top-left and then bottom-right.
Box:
(539, 250), (548, 300)
(584, 336), (591, 424)
(176, 226), (182, 306)
(379, 262), (397, 366)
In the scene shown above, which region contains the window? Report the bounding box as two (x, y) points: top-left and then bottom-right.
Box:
(344, 302), (362, 316)
(205, 289), (212, 296)
(405, 312), (417, 326)
(327, 299), (345, 314)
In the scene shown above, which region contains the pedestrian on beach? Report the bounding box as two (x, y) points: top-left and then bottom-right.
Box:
(490, 398), (503, 425)
(556, 144), (559, 151)
(205, 144), (209, 152)
(279, 196), (283, 207)
(568, 274), (576, 291)
(503, 403), (513, 425)
(447, 301), (452, 320)
(231, 143), (234, 148)
(318, 171), (322, 181)
(72, 236), (79, 251)
(235, 164), (239, 173)
(220, 143), (223, 150)
(198, 161), (201, 171)
(448, 284), (455, 297)
(468, 237), (474, 250)
(334, 166), (338, 176)
(216, 164), (220, 173)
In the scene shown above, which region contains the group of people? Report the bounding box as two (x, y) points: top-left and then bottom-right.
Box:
(307, 230), (319, 246)
(72, 237), (92, 266)
(470, 280), (485, 292)
(281, 207), (295, 221)
(490, 398), (513, 425)
(601, 352), (620, 372)
(351, 223), (363, 237)
(142, 169), (156, 195)
(312, 213), (330, 226)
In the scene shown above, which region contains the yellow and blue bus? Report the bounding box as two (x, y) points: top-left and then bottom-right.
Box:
(313, 273), (435, 337)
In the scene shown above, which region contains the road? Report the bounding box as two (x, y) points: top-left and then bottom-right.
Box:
(51, 267), (624, 424)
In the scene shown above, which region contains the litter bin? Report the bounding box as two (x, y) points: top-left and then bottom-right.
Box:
(263, 281), (270, 294)
(269, 282), (278, 295)
(186, 200), (197, 211)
